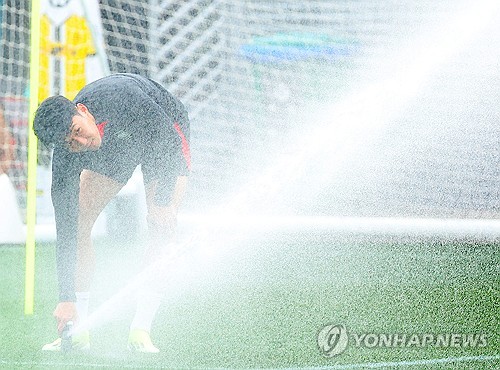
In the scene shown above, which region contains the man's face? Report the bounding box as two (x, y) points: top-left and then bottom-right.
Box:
(65, 104), (102, 152)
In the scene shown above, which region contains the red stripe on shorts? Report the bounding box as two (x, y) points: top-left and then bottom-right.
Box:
(174, 122), (191, 170)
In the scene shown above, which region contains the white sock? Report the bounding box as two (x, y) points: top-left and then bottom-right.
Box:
(75, 291), (90, 326)
(130, 290), (163, 333)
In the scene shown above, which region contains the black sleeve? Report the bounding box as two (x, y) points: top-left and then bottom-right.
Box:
(51, 147), (82, 302)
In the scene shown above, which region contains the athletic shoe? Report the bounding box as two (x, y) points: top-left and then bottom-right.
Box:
(127, 329), (160, 353)
(41, 331), (90, 351)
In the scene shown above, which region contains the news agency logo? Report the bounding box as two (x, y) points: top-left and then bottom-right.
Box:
(317, 324), (488, 358)
(317, 324), (349, 357)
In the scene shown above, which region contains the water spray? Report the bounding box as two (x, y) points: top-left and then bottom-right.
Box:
(75, 0), (500, 336)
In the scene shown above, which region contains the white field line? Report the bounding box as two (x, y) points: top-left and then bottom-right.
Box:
(0, 354), (498, 369)
(274, 354), (500, 370)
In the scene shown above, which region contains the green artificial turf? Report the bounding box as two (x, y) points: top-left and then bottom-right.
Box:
(0, 233), (498, 369)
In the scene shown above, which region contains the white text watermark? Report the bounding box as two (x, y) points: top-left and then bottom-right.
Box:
(317, 324), (488, 357)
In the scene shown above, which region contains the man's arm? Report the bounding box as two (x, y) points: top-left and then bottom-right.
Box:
(51, 148), (81, 333)
(144, 89), (191, 237)
(52, 148), (81, 302)
(147, 111), (190, 240)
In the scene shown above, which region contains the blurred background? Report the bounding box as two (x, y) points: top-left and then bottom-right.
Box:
(0, 0), (498, 243)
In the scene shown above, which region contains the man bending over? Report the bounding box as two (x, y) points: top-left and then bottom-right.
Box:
(33, 73), (191, 353)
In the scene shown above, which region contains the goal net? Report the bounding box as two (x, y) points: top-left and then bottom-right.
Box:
(0, 0), (498, 241)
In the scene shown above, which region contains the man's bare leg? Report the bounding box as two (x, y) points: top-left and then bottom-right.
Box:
(76, 170), (123, 323)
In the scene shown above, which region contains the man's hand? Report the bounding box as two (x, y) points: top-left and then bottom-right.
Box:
(145, 176), (188, 237)
(53, 302), (78, 336)
(144, 176), (188, 265)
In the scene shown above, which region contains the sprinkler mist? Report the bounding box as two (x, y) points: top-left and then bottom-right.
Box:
(73, 0), (500, 338)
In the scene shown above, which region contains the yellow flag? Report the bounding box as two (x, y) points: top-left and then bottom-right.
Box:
(39, 0), (107, 101)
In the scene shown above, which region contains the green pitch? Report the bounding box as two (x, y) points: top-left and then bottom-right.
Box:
(0, 232), (498, 369)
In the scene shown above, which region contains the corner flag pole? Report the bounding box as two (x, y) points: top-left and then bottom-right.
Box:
(25, 0), (41, 315)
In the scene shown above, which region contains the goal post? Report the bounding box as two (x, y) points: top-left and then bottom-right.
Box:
(25, 0), (41, 316)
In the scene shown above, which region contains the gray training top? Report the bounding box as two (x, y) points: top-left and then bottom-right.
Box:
(51, 73), (190, 302)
